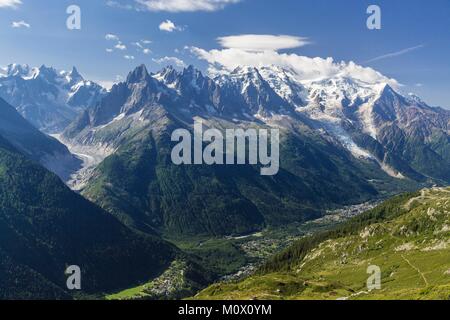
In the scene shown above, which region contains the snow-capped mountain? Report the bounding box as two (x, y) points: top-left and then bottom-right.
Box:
(0, 64), (106, 133)
(257, 65), (307, 107)
(214, 66), (292, 118)
(64, 64), (450, 185)
(219, 65), (450, 181)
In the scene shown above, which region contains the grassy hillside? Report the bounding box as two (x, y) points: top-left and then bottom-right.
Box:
(193, 189), (450, 300)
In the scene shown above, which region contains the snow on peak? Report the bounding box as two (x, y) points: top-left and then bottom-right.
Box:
(63, 66), (84, 85)
(0, 63), (105, 132)
(257, 65), (307, 106)
(153, 65), (179, 84)
(215, 65), (267, 94)
(405, 92), (428, 106)
(38, 64), (59, 80)
(4, 63), (31, 77)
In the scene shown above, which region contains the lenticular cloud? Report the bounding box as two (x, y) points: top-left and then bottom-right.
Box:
(136, 0), (241, 12)
(217, 34), (310, 52)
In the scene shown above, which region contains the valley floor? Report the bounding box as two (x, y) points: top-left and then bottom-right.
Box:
(104, 201), (380, 300)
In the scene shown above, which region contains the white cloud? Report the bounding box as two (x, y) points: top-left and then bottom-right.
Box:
(0, 0), (22, 8)
(189, 45), (399, 87)
(115, 42), (127, 50)
(159, 19), (183, 32)
(96, 80), (116, 90)
(132, 40), (152, 54)
(105, 35), (128, 53)
(124, 55), (135, 60)
(11, 20), (30, 28)
(105, 34), (120, 41)
(105, 34), (151, 55)
(217, 34), (309, 52)
(153, 56), (186, 68)
(365, 45), (425, 63)
(136, 0), (240, 12)
(95, 74), (126, 90)
(106, 0), (134, 10)
(187, 34), (399, 86)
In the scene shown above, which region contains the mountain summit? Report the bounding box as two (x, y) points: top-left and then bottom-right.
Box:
(127, 64), (151, 84)
(0, 64), (106, 133)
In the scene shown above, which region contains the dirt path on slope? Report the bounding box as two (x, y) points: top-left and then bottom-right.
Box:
(401, 254), (429, 287)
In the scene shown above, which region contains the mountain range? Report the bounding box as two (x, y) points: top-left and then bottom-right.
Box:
(0, 64), (105, 133)
(60, 64), (449, 237)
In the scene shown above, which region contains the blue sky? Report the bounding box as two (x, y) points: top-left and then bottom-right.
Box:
(0, 0), (449, 108)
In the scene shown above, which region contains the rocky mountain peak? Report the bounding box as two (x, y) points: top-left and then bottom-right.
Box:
(68, 66), (84, 84)
(6, 63), (30, 77)
(0, 64), (105, 133)
(126, 64), (150, 84)
(36, 64), (59, 82)
(378, 83), (396, 97)
(182, 65), (202, 78)
(155, 65), (179, 84)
